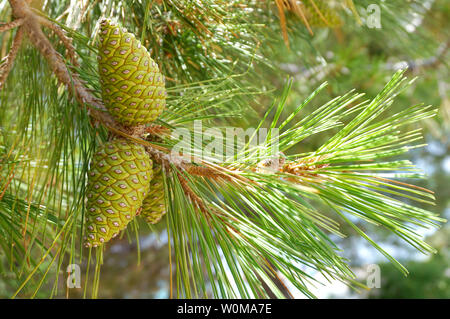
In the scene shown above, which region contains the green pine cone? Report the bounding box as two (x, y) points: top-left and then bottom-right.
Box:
(141, 163), (166, 224)
(85, 138), (153, 247)
(98, 19), (166, 126)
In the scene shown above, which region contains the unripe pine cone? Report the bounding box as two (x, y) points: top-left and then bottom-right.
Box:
(98, 19), (166, 126)
(141, 163), (166, 224)
(85, 139), (153, 247)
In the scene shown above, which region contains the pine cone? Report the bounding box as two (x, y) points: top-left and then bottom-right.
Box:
(85, 139), (153, 247)
(98, 19), (166, 126)
(141, 163), (166, 224)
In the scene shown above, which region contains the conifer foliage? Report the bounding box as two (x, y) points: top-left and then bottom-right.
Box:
(0, 0), (446, 298)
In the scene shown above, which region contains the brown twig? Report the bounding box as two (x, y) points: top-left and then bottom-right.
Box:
(177, 172), (242, 238)
(37, 15), (79, 67)
(4, 0), (121, 131)
(274, 0), (314, 48)
(306, 0), (330, 27)
(144, 124), (171, 137)
(177, 172), (210, 215)
(281, 155), (330, 183)
(0, 26), (24, 89)
(145, 146), (188, 169)
(287, 0), (313, 34)
(274, 0), (290, 48)
(0, 18), (24, 32)
(143, 145), (231, 182)
(184, 165), (233, 182)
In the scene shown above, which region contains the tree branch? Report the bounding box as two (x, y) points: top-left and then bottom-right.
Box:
(37, 15), (79, 68)
(0, 26), (24, 89)
(6, 0), (121, 130)
(0, 18), (24, 32)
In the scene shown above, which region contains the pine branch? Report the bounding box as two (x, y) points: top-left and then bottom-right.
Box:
(0, 17), (24, 32)
(0, 0), (445, 299)
(4, 0), (118, 130)
(36, 14), (79, 67)
(3, 0), (231, 179)
(0, 24), (23, 88)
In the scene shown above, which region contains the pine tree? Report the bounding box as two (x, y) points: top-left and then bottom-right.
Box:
(0, 0), (447, 298)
